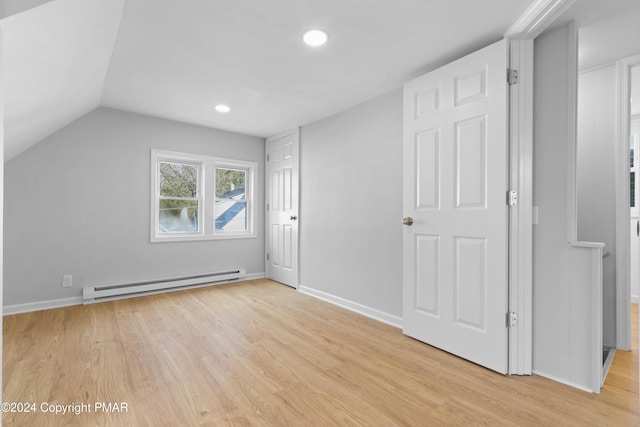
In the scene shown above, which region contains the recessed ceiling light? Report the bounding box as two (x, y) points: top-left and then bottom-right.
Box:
(303, 29), (328, 47)
(215, 104), (231, 113)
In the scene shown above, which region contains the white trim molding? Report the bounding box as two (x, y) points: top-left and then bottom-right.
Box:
(298, 285), (403, 329)
(504, 0), (577, 376)
(505, 0), (576, 40)
(3, 275), (266, 315)
(614, 53), (640, 351)
(244, 272), (266, 281)
(507, 38), (534, 375)
(3, 296), (84, 316)
(532, 370), (595, 394)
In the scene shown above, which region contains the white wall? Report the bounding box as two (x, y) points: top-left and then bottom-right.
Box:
(299, 89), (403, 320)
(533, 23), (603, 393)
(578, 8), (640, 71)
(576, 65), (617, 346)
(3, 107), (265, 308)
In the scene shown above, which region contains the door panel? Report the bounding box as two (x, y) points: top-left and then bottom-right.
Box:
(403, 39), (508, 373)
(266, 130), (299, 287)
(416, 234), (440, 316)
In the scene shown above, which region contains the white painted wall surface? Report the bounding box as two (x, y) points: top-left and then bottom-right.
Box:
(299, 89), (403, 320)
(533, 23), (604, 393)
(3, 108), (265, 307)
(578, 8), (640, 71)
(576, 65), (617, 347)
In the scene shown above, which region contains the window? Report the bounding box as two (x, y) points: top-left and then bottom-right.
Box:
(215, 167), (248, 232)
(158, 161), (201, 233)
(151, 150), (256, 242)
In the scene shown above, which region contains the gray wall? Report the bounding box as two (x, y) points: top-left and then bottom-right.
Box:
(299, 89), (403, 317)
(4, 107), (265, 306)
(576, 65), (617, 346)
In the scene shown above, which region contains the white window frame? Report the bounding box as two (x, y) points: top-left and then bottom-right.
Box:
(151, 149), (257, 242)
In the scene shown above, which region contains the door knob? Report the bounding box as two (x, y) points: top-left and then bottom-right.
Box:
(290, 215), (298, 221)
(402, 217), (414, 226)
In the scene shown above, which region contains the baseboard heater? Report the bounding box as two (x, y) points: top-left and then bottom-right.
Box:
(82, 268), (246, 304)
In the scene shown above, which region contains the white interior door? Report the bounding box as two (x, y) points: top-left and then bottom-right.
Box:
(266, 129), (299, 288)
(402, 39), (509, 373)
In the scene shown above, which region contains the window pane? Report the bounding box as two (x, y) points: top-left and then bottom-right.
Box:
(159, 199), (198, 233)
(160, 162), (198, 197)
(215, 200), (247, 231)
(216, 168), (246, 199)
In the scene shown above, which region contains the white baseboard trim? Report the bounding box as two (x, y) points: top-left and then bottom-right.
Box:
(632, 295), (639, 304)
(4, 296), (84, 316)
(298, 285), (403, 329)
(532, 370), (595, 394)
(244, 272), (266, 281)
(3, 274), (267, 315)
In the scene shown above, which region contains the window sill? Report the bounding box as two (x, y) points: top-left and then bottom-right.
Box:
(150, 233), (257, 243)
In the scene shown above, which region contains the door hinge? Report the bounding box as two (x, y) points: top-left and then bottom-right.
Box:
(508, 68), (519, 85)
(266, 154), (270, 162)
(266, 253), (270, 261)
(267, 203), (270, 211)
(507, 312), (518, 328)
(507, 190), (518, 207)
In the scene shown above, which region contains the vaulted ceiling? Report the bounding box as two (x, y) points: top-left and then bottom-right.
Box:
(2, 0), (639, 161)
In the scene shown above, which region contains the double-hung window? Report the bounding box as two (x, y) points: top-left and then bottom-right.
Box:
(151, 150), (256, 242)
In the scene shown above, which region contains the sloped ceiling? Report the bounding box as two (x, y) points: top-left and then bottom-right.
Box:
(2, 0), (639, 161)
(1, 0), (534, 161)
(2, 0), (124, 160)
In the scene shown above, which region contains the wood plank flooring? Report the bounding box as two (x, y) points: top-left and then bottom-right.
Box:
(3, 279), (639, 426)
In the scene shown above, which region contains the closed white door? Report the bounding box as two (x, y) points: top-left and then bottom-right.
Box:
(402, 39), (509, 373)
(266, 129), (299, 288)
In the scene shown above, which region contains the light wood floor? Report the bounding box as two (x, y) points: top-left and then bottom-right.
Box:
(3, 279), (639, 426)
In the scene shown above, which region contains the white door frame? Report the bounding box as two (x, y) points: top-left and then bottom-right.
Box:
(614, 53), (640, 351)
(504, 0), (576, 374)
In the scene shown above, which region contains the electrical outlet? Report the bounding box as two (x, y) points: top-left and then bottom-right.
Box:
(62, 275), (73, 287)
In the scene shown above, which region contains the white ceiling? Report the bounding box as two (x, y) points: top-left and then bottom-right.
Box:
(1, 0), (533, 160)
(2, 0), (640, 161)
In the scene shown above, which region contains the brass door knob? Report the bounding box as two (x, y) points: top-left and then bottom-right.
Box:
(402, 217), (414, 226)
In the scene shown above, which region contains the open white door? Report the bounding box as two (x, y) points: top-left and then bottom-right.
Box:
(402, 39), (509, 373)
(266, 129), (299, 288)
